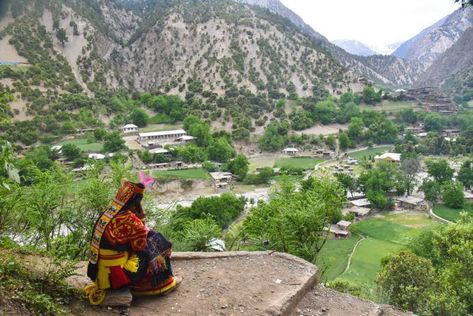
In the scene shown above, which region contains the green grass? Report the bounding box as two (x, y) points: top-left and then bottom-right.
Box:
(348, 146), (393, 161)
(274, 157), (322, 170)
(59, 138), (103, 152)
(433, 203), (473, 222)
(359, 100), (417, 113)
(318, 213), (438, 295)
(274, 175), (304, 185)
(153, 168), (210, 180)
(249, 156), (277, 172)
(317, 236), (361, 282)
(467, 100), (473, 107)
(339, 238), (404, 290)
(351, 219), (416, 245)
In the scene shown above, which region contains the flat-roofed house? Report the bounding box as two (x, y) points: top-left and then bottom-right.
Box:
(138, 129), (187, 143)
(175, 135), (195, 143)
(122, 124), (138, 134)
(329, 220), (352, 238)
(344, 206), (371, 218)
(374, 153), (401, 164)
(395, 196), (424, 210)
(282, 147), (299, 156)
(210, 172), (234, 189)
(350, 198), (371, 208)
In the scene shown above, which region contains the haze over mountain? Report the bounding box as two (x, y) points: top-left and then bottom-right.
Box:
(332, 40), (378, 57)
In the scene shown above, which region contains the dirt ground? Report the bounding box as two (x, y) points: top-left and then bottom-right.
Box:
(292, 285), (410, 316)
(295, 124), (348, 136)
(130, 253), (313, 315)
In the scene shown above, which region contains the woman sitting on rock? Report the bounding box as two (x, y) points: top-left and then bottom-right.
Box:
(84, 179), (177, 305)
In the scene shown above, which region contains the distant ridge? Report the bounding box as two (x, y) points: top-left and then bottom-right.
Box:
(332, 40), (378, 57)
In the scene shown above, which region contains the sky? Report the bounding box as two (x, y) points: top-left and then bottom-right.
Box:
(279, 0), (458, 49)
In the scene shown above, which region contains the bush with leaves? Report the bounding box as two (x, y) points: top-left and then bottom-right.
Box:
(243, 175), (345, 263)
(441, 181), (464, 209)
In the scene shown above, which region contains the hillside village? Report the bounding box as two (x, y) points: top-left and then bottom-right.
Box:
(1, 0), (473, 315)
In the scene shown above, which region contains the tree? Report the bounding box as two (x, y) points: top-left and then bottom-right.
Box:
(173, 193), (245, 229)
(313, 100), (337, 124)
(358, 162), (401, 209)
(325, 135), (336, 150)
(362, 86), (381, 105)
(56, 28), (68, 45)
(129, 108), (149, 127)
(224, 154), (249, 181)
(348, 117), (364, 141)
(243, 175), (345, 263)
(377, 251), (435, 312)
(184, 116), (211, 147)
(61, 143), (82, 161)
(94, 128), (107, 141)
(423, 113), (444, 132)
(244, 167), (275, 185)
(182, 217), (222, 252)
(425, 159), (453, 184)
(207, 137), (235, 162)
(457, 160), (473, 189)
(335, 173), (357, 196)
(176, 144), (207, 163)
(338, 131), (351, 151)
(442, 181), (464, 209)
(381, 219), (473, 314)
(400, 158), (420, 195)
(399, 108), (417, 124)
(103, 131), (125, 152)
(290, 110), (313, 130)
(259, 123), (287, 152)
(421, 180), (441, 203)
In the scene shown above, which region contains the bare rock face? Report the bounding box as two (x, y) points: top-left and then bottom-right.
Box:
(394, 9), (473, 68)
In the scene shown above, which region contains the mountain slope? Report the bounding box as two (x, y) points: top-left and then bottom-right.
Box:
(232, 0), (423, 88)
(393, 9), (473, 67)
(416, 26), (473, 94)
(332, 40), (378, 57)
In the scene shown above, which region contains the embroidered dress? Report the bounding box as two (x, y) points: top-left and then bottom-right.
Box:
(83, 181), (176, 305)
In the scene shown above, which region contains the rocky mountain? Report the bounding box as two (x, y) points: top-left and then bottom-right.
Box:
(332, 40), (378, 57)
(393, 8), (473, 67)
(231, 0), (424, 88)
(416, 26), (473, 94)
(0, 0), (362, 101)
(234, 0), (327, 41)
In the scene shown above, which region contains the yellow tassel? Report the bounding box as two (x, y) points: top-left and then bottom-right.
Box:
(123, 255), (139, 273)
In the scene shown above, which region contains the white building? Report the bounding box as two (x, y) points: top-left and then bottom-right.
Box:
(138, 129), (187, 143)
(374, 153), (401, 163)
(282, 147), (299, 155)
(175, 135), (195, 143)
(122, 124), (138, 134)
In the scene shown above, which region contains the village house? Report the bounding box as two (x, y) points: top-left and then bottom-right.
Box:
(395, 196), (424, 210)
(122, 124), (138, 134)
(350, 198), (371, 208)
(282, 147), (299, 156)
(210, 172), (234, 189)
(346, 206), (371, 219)
(346, 191), (366, 201)
(374, 153), (401, 164)
(138, 129), (187, 143)
(442, 128), (461, 138)
(329, 220), (352, 238)
(175, 135), (195, 144)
